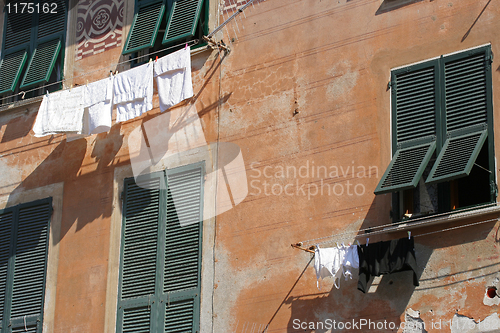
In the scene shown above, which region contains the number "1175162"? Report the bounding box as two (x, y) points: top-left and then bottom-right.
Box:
(5, 2), (57, 14)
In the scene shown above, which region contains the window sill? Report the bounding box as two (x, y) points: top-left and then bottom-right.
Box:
(0, 95), (44, 115)
(383, 203), (500, 233)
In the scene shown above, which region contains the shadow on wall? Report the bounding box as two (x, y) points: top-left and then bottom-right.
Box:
(375, 0), (424, 15)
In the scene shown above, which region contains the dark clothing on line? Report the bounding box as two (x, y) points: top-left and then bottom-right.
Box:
(357, 237), (419, 293)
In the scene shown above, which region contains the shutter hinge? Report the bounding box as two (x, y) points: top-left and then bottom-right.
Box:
(486, 53), (493, 64)
(120, 191), (124, 201)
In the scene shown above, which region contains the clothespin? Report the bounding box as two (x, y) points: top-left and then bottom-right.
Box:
(355, 240), (361, 246)
(366, 238), (369, 246)
(149, 58), (152, 63)
(185, 43), (188, 50)
(109, 70), (113, 77)
(46, 90), (49, 96)
(86, 80), (89, 86)
(408, 231), (411, 239)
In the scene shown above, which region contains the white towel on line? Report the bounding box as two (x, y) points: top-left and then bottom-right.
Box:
(154, 47), (193, 111)
(33, 87), (85, 137)
(113, 62), (154, 122)
(66, 76), (114, 141)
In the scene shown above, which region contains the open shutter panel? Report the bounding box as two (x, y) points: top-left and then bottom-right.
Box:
(375, 138), (436, 195)
(162, 0), (204, 44)
(0, 50), (28, 95)
(122, 1), (165, 54)
(426, 125), (487, 184)
(20, 38), (62, 89)
(0, 211), (13, 330)
(10, 201), (51, 333)
(375, 64), (437, 195)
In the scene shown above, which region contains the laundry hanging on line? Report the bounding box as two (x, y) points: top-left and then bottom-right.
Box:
(314, 244), (359, 290)
(32, 47), (195, 138)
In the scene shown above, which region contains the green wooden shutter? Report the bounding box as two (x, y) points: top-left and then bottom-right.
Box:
(122, 1), (166, 55)
(375, 63), (438, 194)
(425, 49), (491, 184)
(0, 211), (13, 332)
(37, 0), (66, 40)
(162, 0), (204, 45)
(9, 201), (51, 333)
(117, 173), (165, 332)
(163, 165), (203, 332)
(0, 50), (28, 94)
(3, 5), (33, 50)
(20, 38), (62, 89)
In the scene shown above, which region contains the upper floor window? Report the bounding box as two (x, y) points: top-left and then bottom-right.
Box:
(375, 45), (496, 220)
(122, 0), (208, 61)
(0, 0), (67, 104)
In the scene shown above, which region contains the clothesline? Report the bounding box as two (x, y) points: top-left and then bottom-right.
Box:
(0, 39), (201, 106)
(292, 206), (500, 253)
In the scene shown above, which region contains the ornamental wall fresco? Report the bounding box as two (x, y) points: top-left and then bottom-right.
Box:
(76, 0), (124, 60)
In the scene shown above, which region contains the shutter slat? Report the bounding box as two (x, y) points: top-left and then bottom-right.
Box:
(3, 2), (32, 50)
(163, 0), (204, 44)
(122, 1), (165, 54)
(10, 202), (50, 319)
(37, 0), (66, 39)
(20, 38), (62, 89)
(123, 306), (151, 333)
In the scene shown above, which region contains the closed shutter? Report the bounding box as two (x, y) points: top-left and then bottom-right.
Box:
(162, 0), (204, 45)
(163, 165), (203, 332)
(117, 173), (164, 332)
(0, 211), (13, 332)
(375, 64), (438, 194)
(9, 201), (51, 333)
(122, 0), (166, 54)
(37, 0), (66, 40)
(20, 38), (62, 89)
(426, 49), (490, 184)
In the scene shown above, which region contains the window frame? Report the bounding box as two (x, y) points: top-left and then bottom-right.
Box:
(379, 45), (496, 219)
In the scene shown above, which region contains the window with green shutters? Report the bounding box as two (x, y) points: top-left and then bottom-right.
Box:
(0, 0), (67, 103)
(122, 0), (208, 58)
(117, 163), (204, 333)
(376, 45), (495, 219)
(0, 198), (52, 333)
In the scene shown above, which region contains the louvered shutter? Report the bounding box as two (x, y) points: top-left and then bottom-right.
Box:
(122, 0), (166, 54)
(162, 0), (204, 45)
(162, 165), (203, 333)
(0, 211), (13, 333)
(426, 49), (491, 184)
(0, 2), (34, 95)
(375, 64), (438, 194)
(117, 173), (165, 332)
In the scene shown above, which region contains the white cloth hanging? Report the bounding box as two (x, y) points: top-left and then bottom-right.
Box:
(113, 62), (154, 122)
(33, 87), (85, 137)
(342, 245), (359, 280)
(314, 245), (345, 290)
(154, 46), (193, 111)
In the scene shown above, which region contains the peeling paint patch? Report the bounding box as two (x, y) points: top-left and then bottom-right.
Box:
(451, 313), (500, 333)
(326, 62), (358, 103)
(403, 308), (427, 333)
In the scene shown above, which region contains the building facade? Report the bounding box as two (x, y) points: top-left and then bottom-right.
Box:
(0, 0), (499, 332)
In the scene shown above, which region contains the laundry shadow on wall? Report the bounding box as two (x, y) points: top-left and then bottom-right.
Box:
(6, 121), (124, 245)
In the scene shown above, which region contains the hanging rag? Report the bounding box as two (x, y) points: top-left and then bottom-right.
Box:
(342, 244), (359, 281)
(314, 245), (345, 290)
(154, 46), (194, 111)
(357, 237), (419, 293)
(33, 87), (85, 137)
(113, 62), (154, 122)
(67, 76), (114, 141)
